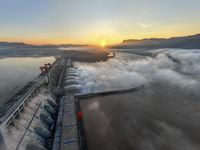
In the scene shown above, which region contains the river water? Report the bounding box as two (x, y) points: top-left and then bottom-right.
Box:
(0, 57), (55, 106)
(78, 49), (200, 150)
(1, 48), (200, 150)
(80, 84), (200, 150)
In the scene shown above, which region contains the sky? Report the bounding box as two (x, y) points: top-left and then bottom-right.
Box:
(0, 0), (200, 45)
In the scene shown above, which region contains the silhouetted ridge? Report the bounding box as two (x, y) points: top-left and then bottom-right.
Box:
(0, 41), (28, 47)
(115, 33), (200, 49)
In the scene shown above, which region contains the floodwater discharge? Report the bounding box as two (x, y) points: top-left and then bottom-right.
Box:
(1, 48), (200, 150)
(80, 84), (200, 150)
(77, 49), (200, 150)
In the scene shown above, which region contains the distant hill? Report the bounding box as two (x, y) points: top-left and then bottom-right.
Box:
(0, 41), (89, 48)
(58, 44), (89, 47)
(0, 42), (29, 47)
(0, 42), (93, 58)
(111, 33), (200, 49)
(1, 33), (200, 50)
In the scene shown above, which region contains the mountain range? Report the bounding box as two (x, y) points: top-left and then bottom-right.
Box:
(111, 33), (200, 49)
(1, 33), (200, 50)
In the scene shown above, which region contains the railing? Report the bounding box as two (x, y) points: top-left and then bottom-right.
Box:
(0, 55), (62, 123)
(75, 97), (88, 150)
(1, 76), (47, 126)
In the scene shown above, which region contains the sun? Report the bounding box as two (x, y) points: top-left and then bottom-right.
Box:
(102, 43), (105, 46)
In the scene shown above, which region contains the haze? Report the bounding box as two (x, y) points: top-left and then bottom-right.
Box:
(0, 0), (200, 45)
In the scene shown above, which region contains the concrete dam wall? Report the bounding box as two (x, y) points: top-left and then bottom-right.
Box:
(0, 55), (63, 150)
(0, 50), (111, 150)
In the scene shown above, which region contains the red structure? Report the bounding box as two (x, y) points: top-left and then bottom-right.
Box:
(43, 66), (48, 73)
(39, 66), (44, 73)
(44, 63), (48, 68)
(39, 63), (51, 73)
(47, 63), (51, 69)
(77, 111), (83, 121)
(44, 63), (49, 73)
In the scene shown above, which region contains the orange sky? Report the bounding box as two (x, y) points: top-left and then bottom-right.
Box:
(0, 1), (200, 46)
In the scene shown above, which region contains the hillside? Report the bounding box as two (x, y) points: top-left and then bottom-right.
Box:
(112, 33), (200, 49)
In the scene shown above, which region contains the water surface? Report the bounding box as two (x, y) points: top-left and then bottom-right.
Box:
(0, 57), (55, 106)
(78, 49), (200, 150)
(80, 84), (200, 150)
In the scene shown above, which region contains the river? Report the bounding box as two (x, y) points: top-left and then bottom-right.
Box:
(78, 49), (200, 150)
(1, 48), (200, 150)
(0, 57), (55, 106)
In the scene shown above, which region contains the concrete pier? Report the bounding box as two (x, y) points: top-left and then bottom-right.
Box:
(0, 55), (64, 150)
(0, 51), (102, 149)
(60, 92), (79, 150)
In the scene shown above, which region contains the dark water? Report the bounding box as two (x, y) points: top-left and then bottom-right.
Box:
(0, 57), (55, 106)
(80, 84), (200, 150)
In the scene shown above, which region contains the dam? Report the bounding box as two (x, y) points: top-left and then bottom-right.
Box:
(0, 51), (113, 150)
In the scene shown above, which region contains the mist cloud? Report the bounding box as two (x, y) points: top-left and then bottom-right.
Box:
(64, 49), (200, 94)
(136, 121), (200, 150)
(150, 49), (200, 78)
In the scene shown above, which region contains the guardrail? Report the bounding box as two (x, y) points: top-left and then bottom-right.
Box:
(0, 55), (62, 124)
(0, 75), (47, 125)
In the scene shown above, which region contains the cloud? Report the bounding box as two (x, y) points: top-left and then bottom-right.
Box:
(138, 23), (152, 28)
(66, 51), (200, 94)
(150, 49), (200, 79)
